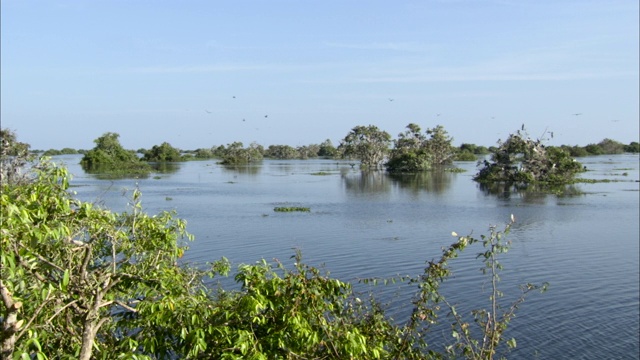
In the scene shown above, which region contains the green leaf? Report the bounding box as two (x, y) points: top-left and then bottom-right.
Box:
(61, 269), (70, 290)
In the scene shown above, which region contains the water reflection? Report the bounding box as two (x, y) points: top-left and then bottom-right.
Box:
(83, 168), (150, 180)
(149, 162), (181, 174)
(220, 163), (262, 176)
(388, 171), (454, 194)
(478, 182), (584, 203)
(341, 171), (391, 197)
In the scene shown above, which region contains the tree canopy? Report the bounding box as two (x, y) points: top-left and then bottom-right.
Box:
(80, 132), (151, 176)
(474, 129), (585, 184)
(142, 141), (183, 162)
(338, 125), (391, 169)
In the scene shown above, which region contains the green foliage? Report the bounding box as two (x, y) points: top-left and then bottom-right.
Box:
(142, 141), (183, 162)
(386, 124), (457, 172)
(624, 141), (639, 153)
(454, 151), (478, 161)
(318, 139), (338, 158)
(440, 219), (549, 359)
(425, 125), (456, 165)
(0, 161), (203, 359)
(1, 129), (34, 186)
(560, 145), (590, 157)
(220, 142), (264, 165)
(459, 143), (490, 155)
(80, 132), (151, 177)
(386, 123), (432, 173)
(584, 143), (604, 155)
(474, 129), (584, 184)
(597, 138), (625, 154)
(338, 125), (391, 169)
(265, 144), (298, 159)
(297, 144), (320, 159)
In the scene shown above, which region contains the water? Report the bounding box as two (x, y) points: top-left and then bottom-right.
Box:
(55, 154), (639, 359)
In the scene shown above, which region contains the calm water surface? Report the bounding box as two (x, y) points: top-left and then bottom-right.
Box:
(57, 154), (639, 359)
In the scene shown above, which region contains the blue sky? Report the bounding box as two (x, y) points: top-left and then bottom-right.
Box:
(2, 0), (638, 150)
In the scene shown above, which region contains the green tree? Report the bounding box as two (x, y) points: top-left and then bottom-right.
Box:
(584, 143), (604, 155)
(624, 141), (640, 153)
(385, 123), (432, 172)
(597, 138), (625, 154)
(425, 125), (456, 165)
(474, 129), (584, 184)
(0, 129), (33, 186)
(80, 132), (151, 176)
(265, 144), (298, 159)
(338, 125), (391, 169)
(0, 161), (227, 359)
(142, 141), (183, 162)
(318, 139), (337, 158)
(297, 144), (320, 159)
(220, 141), (264, 165)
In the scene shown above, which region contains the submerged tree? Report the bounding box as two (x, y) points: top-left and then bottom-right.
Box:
(385, 124), (456, 172)
(80, 132), (151, 176)
(474, 129), (584, 184)
(220, 141), (264, 165)
(338, 125), (391, 169)
(142, 141), (183, 162)
(385, 123), (432, 172)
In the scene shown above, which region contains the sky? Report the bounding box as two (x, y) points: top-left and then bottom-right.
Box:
(1, 0), (638, 151)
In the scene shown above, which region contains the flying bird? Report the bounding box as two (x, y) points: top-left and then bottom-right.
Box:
(572, 113), (582, 116)
(388, 98), (394, 102)
(205, 110), (212, 114)
(264, 115), (268, 118)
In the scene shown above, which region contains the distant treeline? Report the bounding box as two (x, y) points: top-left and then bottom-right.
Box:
(33, 138), (640, 160)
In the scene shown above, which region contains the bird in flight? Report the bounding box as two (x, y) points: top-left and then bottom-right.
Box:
(388, 98), (394, 102)
(205, 110), (212, 114)
(572, 113), (582, 116)
(436, 113), (441, 117)
(264, 115), (268, 118)
(232, 96), (236, 99)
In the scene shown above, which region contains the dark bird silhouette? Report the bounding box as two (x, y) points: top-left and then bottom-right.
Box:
(436, 113), (441, 117)
(205, 110), (212, 114)
(388, 98), (394, 102)
(572, 113), (582, 116)
(264, 115), (268, 118)
(232, 96), (236, 99)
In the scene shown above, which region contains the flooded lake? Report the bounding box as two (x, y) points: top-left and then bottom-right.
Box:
(56, 153), (639, 359)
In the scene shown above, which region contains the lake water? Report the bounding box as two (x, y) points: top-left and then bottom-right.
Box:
(55, 154), (639, 359)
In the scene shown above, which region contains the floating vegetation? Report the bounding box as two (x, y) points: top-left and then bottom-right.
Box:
(274, 207), (310, 212)
(165, 197), (173, 201)
(310, 171), (332, 176)
(153, 176), (162, 179)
